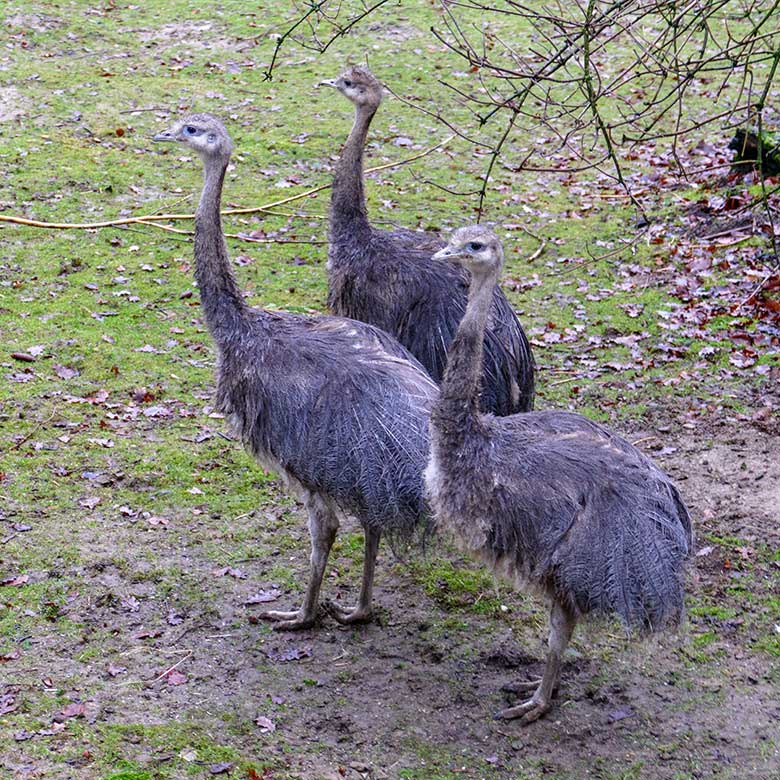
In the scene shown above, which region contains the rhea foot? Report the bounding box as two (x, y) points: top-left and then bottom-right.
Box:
(322, 599), (373, 625)
(495, 690), (552, 725)
(259, 608), (317, 631)
(501, 678), (543, 695)
(502, 675), (562, 696)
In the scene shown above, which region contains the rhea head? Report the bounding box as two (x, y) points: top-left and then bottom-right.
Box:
(153, 113), (233, 160)
(431, 225), (504, 277)
(320, 65), (384, 110)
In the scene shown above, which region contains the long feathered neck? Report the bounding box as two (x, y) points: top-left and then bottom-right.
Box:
(330, 104), (376, 243)
(432, 267), (497, 439)
(195, 155), (248, 347)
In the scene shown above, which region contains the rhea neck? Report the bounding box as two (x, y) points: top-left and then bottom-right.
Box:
(194, 149), (248, 346)
(330, 99), (379, 244)
(433, 261), (499, 438)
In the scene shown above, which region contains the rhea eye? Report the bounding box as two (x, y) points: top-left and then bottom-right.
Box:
(468, 241), (484, 251)
(343, 79), (352, 87)
(184, 125), (198, 135)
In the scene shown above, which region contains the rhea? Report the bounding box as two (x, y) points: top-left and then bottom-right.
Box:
(321, 66), (535, 416)
(426, 225), (692, 723)
(153, 114), (437, 630)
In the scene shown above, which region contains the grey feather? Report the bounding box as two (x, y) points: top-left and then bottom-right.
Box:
(426, 225), (692, 721)
(323, 65), (535, 416)
(154, 113), (436, 627)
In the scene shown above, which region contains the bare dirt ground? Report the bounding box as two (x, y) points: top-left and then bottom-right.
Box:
(2, 3), (779, 778)
(3, 410), (779, 780)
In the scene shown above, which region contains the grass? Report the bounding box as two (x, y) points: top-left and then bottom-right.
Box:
(1, 1), (779, 778)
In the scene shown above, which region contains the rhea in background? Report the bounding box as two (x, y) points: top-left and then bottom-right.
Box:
(321, 66), (535, 416)
(426, 225), (692, 723)
(153, 114), (437, 630)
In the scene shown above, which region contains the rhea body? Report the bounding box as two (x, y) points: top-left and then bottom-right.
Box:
(154, 114), (437, 630)
(426, 226), (692, 723)
(321, 66), (535, 416)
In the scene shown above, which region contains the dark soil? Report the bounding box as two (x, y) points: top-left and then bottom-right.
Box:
(3, 417), (779, 780)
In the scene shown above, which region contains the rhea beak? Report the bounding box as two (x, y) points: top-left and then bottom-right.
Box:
(432, 247), (456, 262)
(319, 79), (339, 88)
(152, 129), (176, 142)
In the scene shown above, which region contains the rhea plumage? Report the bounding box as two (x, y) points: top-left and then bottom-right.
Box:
(153, 114), (437, 630)
(321, 66), (535, 416)
(425, 225), (692, 723)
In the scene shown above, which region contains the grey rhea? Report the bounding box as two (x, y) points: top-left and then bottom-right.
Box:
(153, 114), (437, 630)
(320, 66), (536, 416)
(425, 225), (692, 723)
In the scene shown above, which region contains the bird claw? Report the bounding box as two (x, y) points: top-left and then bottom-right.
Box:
(258, 608), (317, 631)
(321, 599), (373, 625)
(494, 696), (552, 725)
(501, 678), (543, 695)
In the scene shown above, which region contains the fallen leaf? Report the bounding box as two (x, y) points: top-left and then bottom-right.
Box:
(133, 629), (162, 640)
(54, 365), (80, 380)
(37, 722), (66, 736)
(122, 596), (141, 613)
(60, 702), (86, 720)
(165, 669), (187, 686)
(212, 567), (247, 580)
(209, 762), (234, 775)
(266, 645), (312, 662)
(607, 706), (634, 722)
(1, 574), (29, 587)
(0, 692), (17, 715)
(0, 649), (21, 663)
(729, 352), (757, 368)
(167, 609), (184, 625)
(11, 352), (36, 362)
(245, 589), (281, 605)
(143, 405), (172, 418)
(87, 438), (115, 449)
(254, 715), (275, 733)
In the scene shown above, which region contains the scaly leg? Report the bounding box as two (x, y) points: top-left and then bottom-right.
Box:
(261, 493), (338, 630)
(497, 601), (576, 724)
(325, 525), (381, 625)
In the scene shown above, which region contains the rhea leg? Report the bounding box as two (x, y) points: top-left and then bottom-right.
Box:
(325, 525), (381, 625)
(497, 601), (576, 724)
(261, 493), (339, 630)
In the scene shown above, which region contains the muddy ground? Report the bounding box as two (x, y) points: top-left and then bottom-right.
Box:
(3, 411), (779, 780)
(2, 3), (779, 778)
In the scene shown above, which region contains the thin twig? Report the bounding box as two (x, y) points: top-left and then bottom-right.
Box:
(149, 650), (193, 683)
(0, 135), (454, 233)
(737, 267), (780, 309)
(8, 407), (58, 453)
(519, 226), (546, 261)
(264, 1), (327, 81)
